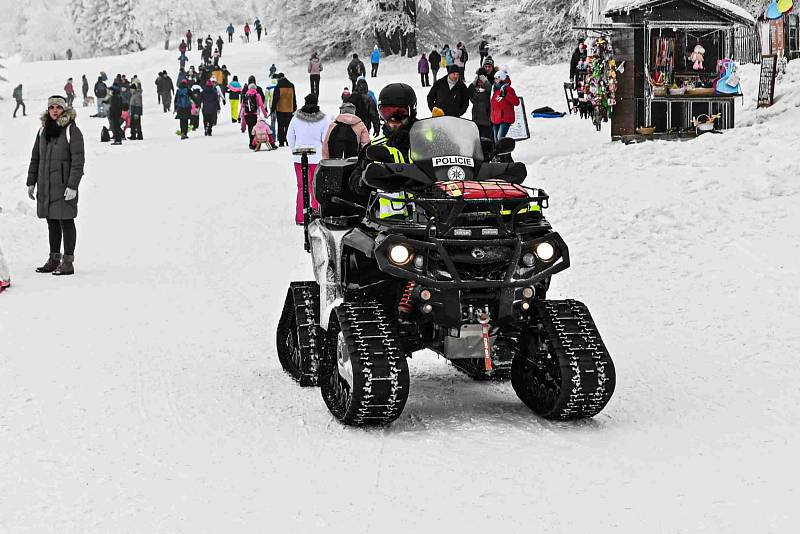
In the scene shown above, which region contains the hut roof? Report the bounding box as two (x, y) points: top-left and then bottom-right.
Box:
(604, 0), (756, 25)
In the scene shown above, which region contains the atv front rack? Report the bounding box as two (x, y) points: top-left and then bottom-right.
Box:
(365, 181), (550, 239)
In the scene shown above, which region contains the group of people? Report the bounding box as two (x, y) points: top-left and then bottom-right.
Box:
(11, 37), (524, 281)
(179, 33), (224, 70)
(89, 72), (145, 143)
(425, 53), (519, 142)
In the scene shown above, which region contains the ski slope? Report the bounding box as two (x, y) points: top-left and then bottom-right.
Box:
(1, 37), (799, 533)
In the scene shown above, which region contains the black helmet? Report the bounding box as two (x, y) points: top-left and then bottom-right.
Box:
(378, 83), (417, 117)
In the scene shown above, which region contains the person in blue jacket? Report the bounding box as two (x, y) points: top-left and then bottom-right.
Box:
(226, 23), (235, 43)
(370, 45), (381, 77)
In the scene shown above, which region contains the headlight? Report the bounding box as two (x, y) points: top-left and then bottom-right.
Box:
(534, 242), (556, 262)
(388, 244), (413, 266)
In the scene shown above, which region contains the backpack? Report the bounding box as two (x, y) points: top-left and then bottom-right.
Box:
(175, 87), (190, 109)
(327, 121), (360, 158)
(95, 83), (107, 98)
(244, 92), (259, 114)
(347, 61), (359, 78)
(100, 126), (110, 142)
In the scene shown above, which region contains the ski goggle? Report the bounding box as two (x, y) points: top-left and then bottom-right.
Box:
(379, 105), (410, 122)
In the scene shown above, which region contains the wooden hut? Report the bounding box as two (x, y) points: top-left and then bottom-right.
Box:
(603, 0), (756, 139)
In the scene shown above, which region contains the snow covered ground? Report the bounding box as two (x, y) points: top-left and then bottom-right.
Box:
(1, 37), (799, 533)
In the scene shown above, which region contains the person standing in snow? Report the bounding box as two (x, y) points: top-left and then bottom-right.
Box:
(174, 79), (193, 139)
(370, 46), (381, 77)
(418, 53), (430, 87)
(64, 78), (76, 108)
(244, 23), (251, 43)
(12, 84), (26, 118)
(490, 69), (520, 142)
(321, 101), (370, 159)
(239, 82), (268, 149)
(92, 76), (107, 117)
(478, 40), (489, 66)
(228, 75), (242, 123)
(271, 73), (297, 147)
(128, 83), (143, 140)
(569, 40), (587, 86)
(216, 35), (224, 56)
(186, 29), (193, 51)
(107, 85), (124, 145)
(454, 42), (468, 78)
(468, 74), (492, 141)
(428, 48), (441, 81)
(26, 95), (85, 276)
(81, 74), (89, 103)
(346, 77), (380, 137)
(199, 80), (220, 136)
(226, 23), (235, 43)
(287, 93), (329, 224)
(347, 54), (366, 91)
(427, 65), (469, 117)
(179, 39), (187, 54)
(442, 44), (454, 67)
(66, 48), (72, 60)
(308, 52), (322, 96)
(254, 18), (263, 41)
(158, 71), (174, 112)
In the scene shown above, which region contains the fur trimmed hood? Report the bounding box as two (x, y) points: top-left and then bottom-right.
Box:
(40, 107), (77, 128)
(294, 109), (326, 122)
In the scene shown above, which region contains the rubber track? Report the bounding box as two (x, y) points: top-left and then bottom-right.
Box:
(277, 281), (322, 386)
(327, 302), (410, 425)
(521, 299), (615, 419)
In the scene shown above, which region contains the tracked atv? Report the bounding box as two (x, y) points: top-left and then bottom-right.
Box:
(276, 116), (615, 426)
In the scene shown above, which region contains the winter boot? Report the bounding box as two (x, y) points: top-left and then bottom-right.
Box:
(52, 255), (74, 276)
(36, 253), (62, 273)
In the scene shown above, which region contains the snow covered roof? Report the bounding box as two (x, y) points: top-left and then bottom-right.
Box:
(604, 0), (756, 25)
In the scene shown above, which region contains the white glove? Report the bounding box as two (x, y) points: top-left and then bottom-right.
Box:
(27, 185), (35, 200)
(64, 188), (77, 201)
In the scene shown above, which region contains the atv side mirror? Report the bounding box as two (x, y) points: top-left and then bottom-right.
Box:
(366, 145), (395, 164)
(493, 137), (515, 157)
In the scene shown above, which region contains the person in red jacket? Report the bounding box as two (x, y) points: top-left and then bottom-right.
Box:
(64, 78), (76, 107)
(243, 23), (251, 42)
(490, 69), (520, 141)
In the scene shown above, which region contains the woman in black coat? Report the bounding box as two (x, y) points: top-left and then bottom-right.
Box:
(26, 95), (85, 275)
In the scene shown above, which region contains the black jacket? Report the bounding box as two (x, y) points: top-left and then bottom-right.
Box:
(468, 83), (491, 126)
(347, 59), (366, 79)
(427, 76), (470, 117)
(428, 50), (441, 70)
(108, 93), (123, 120)
(569, 47), (584, 79)
(199, 87), (220, 114)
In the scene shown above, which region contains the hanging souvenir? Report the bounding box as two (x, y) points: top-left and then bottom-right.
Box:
(766, 0), (782, 19)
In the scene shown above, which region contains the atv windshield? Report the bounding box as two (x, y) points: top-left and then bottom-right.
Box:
(408, 117), (483, 164)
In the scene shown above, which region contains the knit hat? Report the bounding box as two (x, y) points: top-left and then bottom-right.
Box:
(180, 79), (188, 85)
(495, 70), (508, 81)
(483, 55), (494, 66)
(447, 65), (460, 74)
(340, 102), (356, 115)
(304, 93), (318, 106)
(206, 80), (212, 87)
(47, 95), (68, 109)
